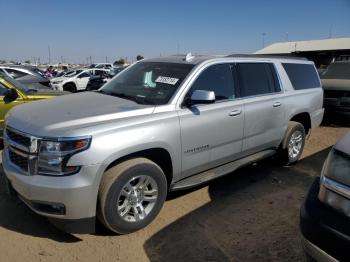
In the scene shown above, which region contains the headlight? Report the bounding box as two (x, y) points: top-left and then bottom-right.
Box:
(321, 149), (350, 186)
(52, 80), (63, 84)
(319, 149), (350, 217)
(38, 137), (91, 176)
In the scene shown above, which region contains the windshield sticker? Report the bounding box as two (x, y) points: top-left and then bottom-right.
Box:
(143, 71), (156, 88)
(155, 76), (179, 85)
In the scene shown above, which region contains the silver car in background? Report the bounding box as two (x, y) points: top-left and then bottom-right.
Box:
(0, 65), (52, 90)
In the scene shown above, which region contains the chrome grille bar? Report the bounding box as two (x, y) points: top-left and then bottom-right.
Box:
(4, 126), (40, 176)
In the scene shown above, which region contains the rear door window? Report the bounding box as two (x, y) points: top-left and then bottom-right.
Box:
(236, 63), (280, 97)
(78, 72), (91, 78)
(94, 70), (106, 76)
(282, 63), (320, 90)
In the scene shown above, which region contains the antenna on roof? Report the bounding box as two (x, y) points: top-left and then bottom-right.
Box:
(184, 53), (195, 62)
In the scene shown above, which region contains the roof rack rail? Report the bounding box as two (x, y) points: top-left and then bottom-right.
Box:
(226, 54), (308, 61)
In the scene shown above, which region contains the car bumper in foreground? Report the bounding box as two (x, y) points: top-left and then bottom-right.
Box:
(2, 150), (102, 233)
(300, 177), (350, 261)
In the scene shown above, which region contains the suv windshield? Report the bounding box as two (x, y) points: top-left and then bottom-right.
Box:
(321, 62), (350, 80)
(100, 62), (194, 105)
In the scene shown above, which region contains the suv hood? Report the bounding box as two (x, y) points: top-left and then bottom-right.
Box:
(6, 92), (155, 137)
(321, 79), (350, 91)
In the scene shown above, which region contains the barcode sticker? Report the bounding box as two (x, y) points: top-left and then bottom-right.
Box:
(155, 76), (179, 85)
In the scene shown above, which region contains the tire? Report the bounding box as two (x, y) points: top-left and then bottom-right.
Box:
(63, 83), (77, 93)
(98, 158), (167, 234)
(277, 121), (306, 165)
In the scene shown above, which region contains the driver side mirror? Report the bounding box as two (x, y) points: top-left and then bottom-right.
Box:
(186, 90), (215, 106)
(3, 88), (19, 103)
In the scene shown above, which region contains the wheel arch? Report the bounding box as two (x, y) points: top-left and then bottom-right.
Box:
(103, 147), (174, 189)
(290, 112), (311, 135)
(63, 82), (77, 92)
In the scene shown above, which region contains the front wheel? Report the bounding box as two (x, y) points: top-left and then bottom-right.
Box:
(63, 83), (77, 93)
(98, 158), (167, 234)
(277, 121), (306, 165)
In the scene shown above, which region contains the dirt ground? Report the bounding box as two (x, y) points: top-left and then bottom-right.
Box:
(0, 126), (348, 262)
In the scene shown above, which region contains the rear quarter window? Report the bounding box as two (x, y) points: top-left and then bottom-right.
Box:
(282, 63), (320, 90)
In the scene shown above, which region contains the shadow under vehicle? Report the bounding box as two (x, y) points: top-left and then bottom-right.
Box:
(144, 147), (331, 262)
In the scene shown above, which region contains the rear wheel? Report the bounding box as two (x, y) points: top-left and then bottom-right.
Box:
(98, 158), (167, 234)
(277, 121), (306, 165)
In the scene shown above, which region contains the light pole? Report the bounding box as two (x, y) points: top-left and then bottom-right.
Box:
(48, 45), (51, 65)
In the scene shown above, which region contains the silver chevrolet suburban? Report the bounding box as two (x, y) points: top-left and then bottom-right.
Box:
(2, 54), (324, 234)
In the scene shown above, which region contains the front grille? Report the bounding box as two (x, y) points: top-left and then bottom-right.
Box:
(9, 150), (28, 172)
(6, 128), (31, 147)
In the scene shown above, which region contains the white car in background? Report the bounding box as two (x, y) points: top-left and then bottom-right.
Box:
(51, 69), (109, 92)
(91, 63), (114, 70)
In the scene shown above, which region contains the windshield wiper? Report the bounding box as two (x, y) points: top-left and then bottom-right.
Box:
(99, 90), (141, 104)
(97, 90), (155, 105)
(113, 92), (144, 104)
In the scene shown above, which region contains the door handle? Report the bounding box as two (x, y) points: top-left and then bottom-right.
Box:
(229, 110), (242, 116)
(273, 102), (282, 107)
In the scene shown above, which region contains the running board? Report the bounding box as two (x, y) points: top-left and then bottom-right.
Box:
(171, 149), (276, 191)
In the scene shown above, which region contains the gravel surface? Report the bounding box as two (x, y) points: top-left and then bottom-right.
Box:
(0, 126), (348, 262)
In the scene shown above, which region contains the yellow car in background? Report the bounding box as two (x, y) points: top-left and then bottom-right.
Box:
(0, 74), (67, 136)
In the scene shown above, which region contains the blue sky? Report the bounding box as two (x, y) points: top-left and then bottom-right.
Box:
(1, 0), (349, 64)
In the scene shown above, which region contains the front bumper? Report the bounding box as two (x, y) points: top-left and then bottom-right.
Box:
(3, 150), (102, 233)
(51, 83), (64, 91)
(300, 177), (350, 261)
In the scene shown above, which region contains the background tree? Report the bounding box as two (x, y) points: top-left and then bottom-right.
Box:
(136, 55), (144, 61)
(113, 58), (125, 66)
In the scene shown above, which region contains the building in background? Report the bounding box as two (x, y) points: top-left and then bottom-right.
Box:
(255, 37), (350, 68)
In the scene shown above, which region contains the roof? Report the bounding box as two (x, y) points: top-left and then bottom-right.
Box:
(255, 37), (350, 54)
(142, 54), (308, 65)
(226, 54), (307, 60)
(144, 55), (221, 65)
